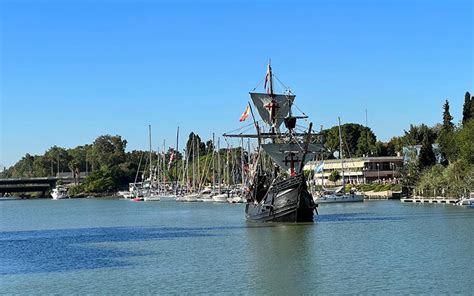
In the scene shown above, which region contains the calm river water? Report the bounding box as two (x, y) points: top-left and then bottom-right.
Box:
(0, 199), (472, 294)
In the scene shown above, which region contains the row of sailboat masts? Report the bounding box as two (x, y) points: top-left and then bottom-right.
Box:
(181, 136), (251, 193)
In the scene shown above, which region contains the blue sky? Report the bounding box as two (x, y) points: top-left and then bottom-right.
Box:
(1, 0), (472, 168)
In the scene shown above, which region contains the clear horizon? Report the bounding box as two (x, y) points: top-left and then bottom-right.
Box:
(1, 0), (472, 168)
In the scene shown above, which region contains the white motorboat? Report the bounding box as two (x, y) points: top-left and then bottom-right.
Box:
(314, 192), (365, 204)
(455, 193), (474, 206)
(212, 192), (228, 203)
(144, 194), (161, 201)
(178, 193), (202, 202)
(198, 188), (215, 202)
(51, 186), (69, 200)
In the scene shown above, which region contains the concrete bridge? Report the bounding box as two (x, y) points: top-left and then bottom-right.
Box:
(0, 173), (86, 194)
(0, 177), (59, 194)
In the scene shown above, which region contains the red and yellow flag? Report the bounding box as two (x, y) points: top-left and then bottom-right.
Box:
(239, 105), (250, 122)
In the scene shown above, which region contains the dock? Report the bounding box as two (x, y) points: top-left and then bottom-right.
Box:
(400, 197), (458, 204)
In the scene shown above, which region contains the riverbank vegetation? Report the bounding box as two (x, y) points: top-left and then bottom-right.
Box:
(403, 92), (474, 197)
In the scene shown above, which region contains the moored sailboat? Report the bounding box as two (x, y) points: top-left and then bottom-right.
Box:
(314, 118), (365, 204)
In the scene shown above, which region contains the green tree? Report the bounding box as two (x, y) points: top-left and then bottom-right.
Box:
(322, 123), (376, 158)
(44, 146), (72, 175)
(402, 124), (436, 146)
(419, 132), (436, 169)
(438, 100), (457, 165)
(328, 170), (341, 183)
(83, 168), (115, 193)
(442, 99), (454, 131)
(388, 136), (404, 155)
(456, 119), (474, 164)
(185, 132), (206, 158)
(462, 91), (472, 125)
(89, 135), (127, 170)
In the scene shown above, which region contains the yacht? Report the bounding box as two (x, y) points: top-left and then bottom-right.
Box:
(314, 189), (365, 204)
(51, 186), (69, 200)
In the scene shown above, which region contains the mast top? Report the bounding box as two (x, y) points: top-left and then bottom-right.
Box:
(264, 61), (273, 95)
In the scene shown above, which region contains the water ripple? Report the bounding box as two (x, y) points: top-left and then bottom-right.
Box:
(0, 226), (219, 275)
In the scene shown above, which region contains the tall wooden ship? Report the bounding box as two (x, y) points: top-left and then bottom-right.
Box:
(224, 63), (326, 222)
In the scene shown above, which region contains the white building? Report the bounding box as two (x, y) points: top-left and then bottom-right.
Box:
(305, 156), (404, 185)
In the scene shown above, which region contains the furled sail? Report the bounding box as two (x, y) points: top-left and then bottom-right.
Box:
(250, 93), (295, 129)
(261, 143), (325, 172)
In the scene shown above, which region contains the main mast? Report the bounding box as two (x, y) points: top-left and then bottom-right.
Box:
(149, 125), (153, 182)
(265, 62), (278, 134)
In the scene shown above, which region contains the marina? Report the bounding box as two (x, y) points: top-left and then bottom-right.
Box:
(1, 0), (472, 294)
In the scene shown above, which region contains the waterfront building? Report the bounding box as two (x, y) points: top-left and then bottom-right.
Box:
(305, 156), (404, 185)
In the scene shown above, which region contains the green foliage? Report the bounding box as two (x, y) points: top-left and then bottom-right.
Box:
(413, 96), (474, 197)
(185, 132), (207, 158)
(328, 170), (341, 183)
(419, 131), (436, 169)
(402, 124), (436, 146)
(356, 183), (402, 192)
(456, 119), (474, 164)
(442, 100), (454, 131)
(415, 161), (473, 198)
(89, 135), (127, 170)
(438, 128), (458, 164)
(399, 149), (421, 187)
(462, 91), (473, 125)
(322, 123), (376, 158)
(83, 168), (115, 193)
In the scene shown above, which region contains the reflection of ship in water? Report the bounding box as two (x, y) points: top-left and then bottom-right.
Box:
(244, 225), (316, 292)
(224, 62), (327, 222)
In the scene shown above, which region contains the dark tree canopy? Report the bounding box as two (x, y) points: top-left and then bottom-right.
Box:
(89, 135), (127, 170)
(442, 100), (454, 131)
(321, 123), (376, 158)
(185, 132), (206, 158)
(402, 124), (436, 146)
(462, 91), (473, 125)
(419, 132), (436, 169)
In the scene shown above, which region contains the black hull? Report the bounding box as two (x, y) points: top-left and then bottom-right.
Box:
(245, 174), (316, 223)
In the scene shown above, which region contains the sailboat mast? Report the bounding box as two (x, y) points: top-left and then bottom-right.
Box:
(267, 60), (274, 96)
(192, 134), (196, 192)
(241, 138), (245, 186)
(338, 117), (345, 190)
(217, 137), (221, 192)
(197, 137), (200, 191)
(266, 61), (278, 133)
(149, 125), (152, 181)
(163, 140), (166, 191)
(212, 133), (216, 189)
(175, 126), (179, 194)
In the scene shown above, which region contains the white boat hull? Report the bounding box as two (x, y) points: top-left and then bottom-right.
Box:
(455, 197), (474, 206)
(212, 194), (228, 202)
(314, 194), (364, 204)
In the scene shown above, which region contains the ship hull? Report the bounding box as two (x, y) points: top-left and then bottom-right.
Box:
(245, 174), (316, 223)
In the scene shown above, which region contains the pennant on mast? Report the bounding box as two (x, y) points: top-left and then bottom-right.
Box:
(264, 62), (273, 94)
(239, 105), (251, 122)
